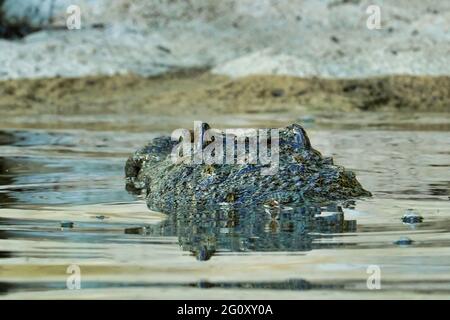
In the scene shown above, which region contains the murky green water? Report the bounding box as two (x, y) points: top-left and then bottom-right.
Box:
(0, 117), (449, 299)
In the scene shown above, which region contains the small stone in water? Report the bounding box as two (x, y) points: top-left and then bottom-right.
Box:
(61, 221), (74, 228)
(401, 210), (423, 224)
(394, 237), (414, 246)
(124, 226), (148, 235)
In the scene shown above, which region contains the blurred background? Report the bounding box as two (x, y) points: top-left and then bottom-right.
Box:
(1, 0), (450, 79)
(1, 0), (449, 130)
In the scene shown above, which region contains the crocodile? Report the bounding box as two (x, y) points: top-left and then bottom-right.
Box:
(125, 123), (371, 213)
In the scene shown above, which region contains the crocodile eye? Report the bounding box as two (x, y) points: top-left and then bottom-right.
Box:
(293, 126), (311, 150)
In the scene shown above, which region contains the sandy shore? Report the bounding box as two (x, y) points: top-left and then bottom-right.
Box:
(2, 71), (449, 114)
(0, 71), (448, 131)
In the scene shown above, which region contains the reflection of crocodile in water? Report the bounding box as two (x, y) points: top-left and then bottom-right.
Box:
(135, 203), (357, 261)
(125, 123), (371, 214)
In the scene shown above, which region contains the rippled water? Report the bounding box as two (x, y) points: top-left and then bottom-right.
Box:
(0, 118), (449, 299)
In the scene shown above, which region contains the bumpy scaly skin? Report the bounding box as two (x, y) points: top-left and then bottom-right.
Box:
(125, 123), (371, 213)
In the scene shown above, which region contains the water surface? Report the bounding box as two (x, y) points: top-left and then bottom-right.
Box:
(0, 117), (449, 299)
